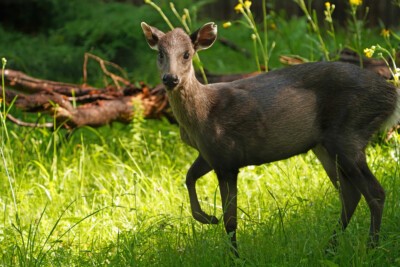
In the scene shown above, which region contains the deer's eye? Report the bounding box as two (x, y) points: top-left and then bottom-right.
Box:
(183, 51), (190, 60)
(158, 51), (164, 60)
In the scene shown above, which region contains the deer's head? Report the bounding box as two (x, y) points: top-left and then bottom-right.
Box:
(141, 22), (217, 90)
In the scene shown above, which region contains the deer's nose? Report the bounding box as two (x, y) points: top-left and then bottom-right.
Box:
(162, 74), (180, 89)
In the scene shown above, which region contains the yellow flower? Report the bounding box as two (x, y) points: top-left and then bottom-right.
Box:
(244, 0), (252, 9)
(234, 3), (244, 13)
(325, 2), (331, 9)
(363, 47), (375, 58)
(381, 29), (390, 38)
(349, 0), (362, 6)
(324, 2), (335, 23)
(223, 22), (232, 28)
(364, 50), (373, 58)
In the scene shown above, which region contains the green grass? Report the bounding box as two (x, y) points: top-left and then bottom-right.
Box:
(1, 114), (399, 266)
(1, 1), (400, 265)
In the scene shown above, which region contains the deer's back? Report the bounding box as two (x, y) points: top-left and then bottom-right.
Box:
(197, 62), (397, 168)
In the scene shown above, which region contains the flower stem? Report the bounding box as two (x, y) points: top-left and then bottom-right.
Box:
(145, 0), (174, 30)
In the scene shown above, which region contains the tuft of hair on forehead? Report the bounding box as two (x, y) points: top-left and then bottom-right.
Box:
(158, 28), (194, 52)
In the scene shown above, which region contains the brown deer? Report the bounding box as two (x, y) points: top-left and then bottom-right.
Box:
(141, 22), (400, 255)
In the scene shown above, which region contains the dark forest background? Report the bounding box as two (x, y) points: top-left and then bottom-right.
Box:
(1, 0), (398, 33)
(0, 0), (399, 84)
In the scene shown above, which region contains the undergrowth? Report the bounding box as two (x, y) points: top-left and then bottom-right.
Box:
(1, 1), (400, 266)
(1, 113), (399, 266)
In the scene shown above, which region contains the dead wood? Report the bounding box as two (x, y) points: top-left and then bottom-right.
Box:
(338, 48), (393, 79)
(2, 67), (259, 130)
(280, 48), (395, 80)
(83, 53), (130, 89)
(3, 69), (173, 129)
(3, 69), (98, 95)
(6, 114), (53, 128)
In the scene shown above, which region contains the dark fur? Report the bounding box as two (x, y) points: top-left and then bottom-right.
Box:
(141, 22), (399, 255)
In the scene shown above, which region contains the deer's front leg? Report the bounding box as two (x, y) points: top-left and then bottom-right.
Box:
(186, 155), (218, 224)
(216, 169), (239, 257)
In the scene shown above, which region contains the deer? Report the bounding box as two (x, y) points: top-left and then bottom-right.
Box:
(141, 21), (400, 256)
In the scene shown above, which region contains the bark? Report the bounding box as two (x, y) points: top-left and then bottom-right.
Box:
(3, 69), (173, 129)
(2, 69), (257, 129)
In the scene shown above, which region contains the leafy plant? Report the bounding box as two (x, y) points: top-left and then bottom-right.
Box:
(224, 0), (275, 71)
(348, 0), (368, 67)
(294, 0), (332, 61)
(364, 44), (400, 86)
(363, 1), (400, 87)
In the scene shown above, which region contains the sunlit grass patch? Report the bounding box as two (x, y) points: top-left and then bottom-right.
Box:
(1, 117), (399, 266)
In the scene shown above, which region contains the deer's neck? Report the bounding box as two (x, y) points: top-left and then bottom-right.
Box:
(167, 70), (211, 127)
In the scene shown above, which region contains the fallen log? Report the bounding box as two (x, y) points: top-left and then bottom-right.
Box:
(2, 69), (258, 129)
(2, 69), (174, 129)
(279, 48), (395, 80)
(5, 90), (164, 128)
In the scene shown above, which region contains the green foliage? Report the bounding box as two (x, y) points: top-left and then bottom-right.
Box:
(1, 117), (399, 266)
(1, 1), (400, 266)
(0, 0), (159, 84)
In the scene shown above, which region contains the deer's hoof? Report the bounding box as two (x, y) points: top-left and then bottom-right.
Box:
(193, 212), (219, 224)
(208, 215), (219, 224)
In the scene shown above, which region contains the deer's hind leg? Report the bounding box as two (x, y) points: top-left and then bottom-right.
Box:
(313, 145), (362, 237)
(340, 154), (386, 246)
(315, 140), (385, 247)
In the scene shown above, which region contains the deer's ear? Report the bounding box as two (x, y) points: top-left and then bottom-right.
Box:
(190, 22), (217, 51)
(141, 22), (165, 50)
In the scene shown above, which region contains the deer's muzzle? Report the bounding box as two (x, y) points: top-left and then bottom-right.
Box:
(162, 74), (180, 90)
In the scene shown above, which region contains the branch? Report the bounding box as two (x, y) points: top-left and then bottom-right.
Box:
(83, 53), (130, 89)
(3, 69), (98, 95)
(6, 114), (53, 128)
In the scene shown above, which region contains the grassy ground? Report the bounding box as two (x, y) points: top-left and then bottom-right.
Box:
(1, 1), (400, 266)
(1, 113), (399, 266)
